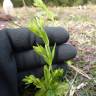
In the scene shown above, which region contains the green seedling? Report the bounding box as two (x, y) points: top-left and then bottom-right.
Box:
(23, 0), (69, 96)
(23, 16), (67, 96)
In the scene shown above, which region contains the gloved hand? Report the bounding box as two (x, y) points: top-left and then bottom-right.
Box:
(0, 27), (77, 96)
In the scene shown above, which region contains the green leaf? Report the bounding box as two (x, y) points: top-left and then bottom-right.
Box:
(28, 17), (49, 45)
(39, 16), (44, 26)
(52, 69), (64, 80)
(22, 75), (36, 84)
(45, 45), (52, 65)
(22, 75), (45, 89)
(43, 55), (50, 65)
(41, 30), (49, 45)
(52, 44), (56, 60)
(45, 45), (51, 57)
(56, 82), (69, 96)
(46, 89), (56, 96)
(66, 60), (73, 65)
(33, 45), (50, 65)
(44, 65), (52, 87)
(28, 20), (39, 36)
(32, 78), (44, 89)
(33, 45), (46, 56)
(36, 17), (49, 44)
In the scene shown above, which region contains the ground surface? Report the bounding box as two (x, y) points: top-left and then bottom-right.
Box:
(0, 5), (96, 96)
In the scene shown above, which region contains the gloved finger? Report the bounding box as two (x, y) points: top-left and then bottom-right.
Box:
(44, 27), (69, 45)
(0, 29), (18, 96)
(15, 44), (76, 72)
(7, 27), (69, 52)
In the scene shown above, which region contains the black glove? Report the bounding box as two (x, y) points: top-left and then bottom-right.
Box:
(0, 27), (77, 96)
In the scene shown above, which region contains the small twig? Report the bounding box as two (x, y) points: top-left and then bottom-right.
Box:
(65, 72), (78, 96)
(71, 72), (78, 85)
(69, 82), (88, 96)
(68, 64), (92, 80)
(76, 82), (88, 90)
(69, 72), (78, 96)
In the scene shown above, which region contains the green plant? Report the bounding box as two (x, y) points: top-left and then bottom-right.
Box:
(22, 0), (69, 96)
(23, 16), (69, 96)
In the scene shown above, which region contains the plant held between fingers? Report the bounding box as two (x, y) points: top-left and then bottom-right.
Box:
(23, 16), (68, 96)
(22, 0), (68, 96)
